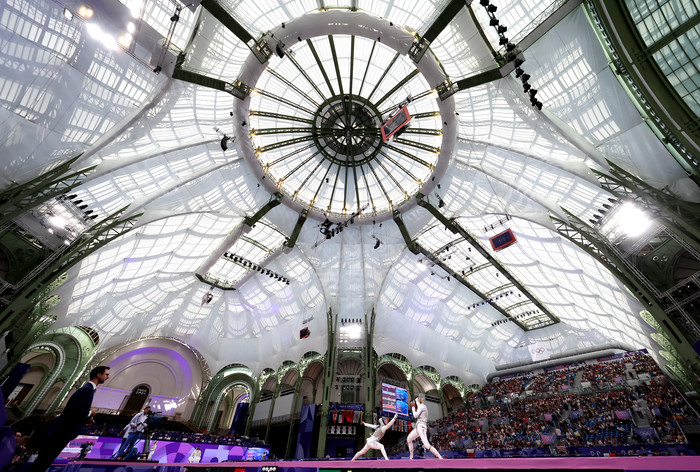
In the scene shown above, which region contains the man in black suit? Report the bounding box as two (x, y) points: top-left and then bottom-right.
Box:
(28, 365), (110, 472)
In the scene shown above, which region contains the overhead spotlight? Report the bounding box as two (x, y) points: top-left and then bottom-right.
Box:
(438, 198), (445, 209)
(487, 4), (497, 12)
(479, 0), (490, 5)
(83, 210), (93, 215)
(523, 83), (531, 93)
(170, 13), (179, 22)
(374, 239), (381, 249)
(275, 41), (285, 58)
(66, 194), (78, 200)
(528, 88), (538, 98)
(506, 42), (516, 52)
(499, 36), (509, 45)
(63, 8), (73, 20)
(88, 215), (98, 220)
(520, 73), (531, 83)
(72, 199), (83, 204)
(78, 204), (88, 210)
(514, 58), (525, 67)
(220, 135), (231, 151)
(515, 68), (524, 78)
(497, 25), (507, 34)
(489, 18), (499, 27)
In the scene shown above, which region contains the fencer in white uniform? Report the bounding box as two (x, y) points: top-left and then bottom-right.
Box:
(351, 413), (398, 460)
(407, 396), (443, 459)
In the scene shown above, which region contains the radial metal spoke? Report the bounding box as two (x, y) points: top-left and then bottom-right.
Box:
(287, 53), (328, 101)
(375, 69), (420, 108)
(328, 35), (344, 97)
(311, 163), (334, 206)
(375, 158), (409, 197)
(282, 150), (323, 180)
(307, 39), (336, 97)
(402, 128), (442, 136)
(268, 143), (316, 166)
(253, 127), (316, 135)
(256, 89), (316, 115)
(393, 137), (441, 154)
(249, 110), (314, 125)
(384, 143), (436, 168)
(379, 150), (420, 182)
(351, 161), (361, 212)
(267, 69), (321, 107)
(367, 52), (400, 102)
(327, 163), (341, 211)
(410, 111), (441, 120)
(257, 135), (317, 153)
(366, 161), (393, 207)
(357, 164), (376, 213)
(358, 40), (377, 97)
(294, 159), (326, 200)
(349, 36), (355, 97)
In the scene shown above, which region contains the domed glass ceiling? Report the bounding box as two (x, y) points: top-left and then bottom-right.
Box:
(2, 0), (699, 379)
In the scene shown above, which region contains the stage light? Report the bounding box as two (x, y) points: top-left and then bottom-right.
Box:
(520, 73), (530, 83)
(514, 58), (524, 67)
(63, 8), (73, 20)
(529, 88), (538, 98)
(497, 25), (507, 34)
(515, 68), (524, 78)
(487, 4), (497, 12)
(499, 36), (509, 45)
(480, 0), (490, 5)
(506, 42), (516, 52)
(489, 18), (499, 27)
(523, 83), (531, 93)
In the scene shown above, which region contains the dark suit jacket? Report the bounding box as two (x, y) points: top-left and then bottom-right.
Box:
(49, 382), (95, 441)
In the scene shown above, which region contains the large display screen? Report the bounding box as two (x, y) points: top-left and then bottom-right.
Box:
(56, 435), (269, 463)
(381, 383), (409, 415)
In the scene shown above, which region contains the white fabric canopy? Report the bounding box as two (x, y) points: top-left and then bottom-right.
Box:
(1, 0), (695, 382)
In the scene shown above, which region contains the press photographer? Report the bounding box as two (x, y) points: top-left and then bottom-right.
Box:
(115, 405), (152, 459)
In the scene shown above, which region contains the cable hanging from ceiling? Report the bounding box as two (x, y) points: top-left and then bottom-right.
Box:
(479, 0), (542, 110)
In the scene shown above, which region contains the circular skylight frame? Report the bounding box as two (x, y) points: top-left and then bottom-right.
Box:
(234, 10), (457, 223)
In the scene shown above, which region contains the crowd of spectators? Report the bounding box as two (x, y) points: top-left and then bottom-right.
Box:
(415, 353), (699, 455)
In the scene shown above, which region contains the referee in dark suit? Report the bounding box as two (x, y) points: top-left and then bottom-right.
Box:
(28, 366), (110, 472)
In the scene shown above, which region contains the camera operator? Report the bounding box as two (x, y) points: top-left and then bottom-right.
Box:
(115, 406), (151, 459)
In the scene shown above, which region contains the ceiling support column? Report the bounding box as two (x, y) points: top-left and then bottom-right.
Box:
(316, 307), (336, 458)
(414, 194), (560, 326)
(594, 161), (700, 253)
(554, 214), (700, 392)
(0, 207), (141, 337)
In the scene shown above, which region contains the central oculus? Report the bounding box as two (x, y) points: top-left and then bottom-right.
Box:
(312, 94), (383, 166)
